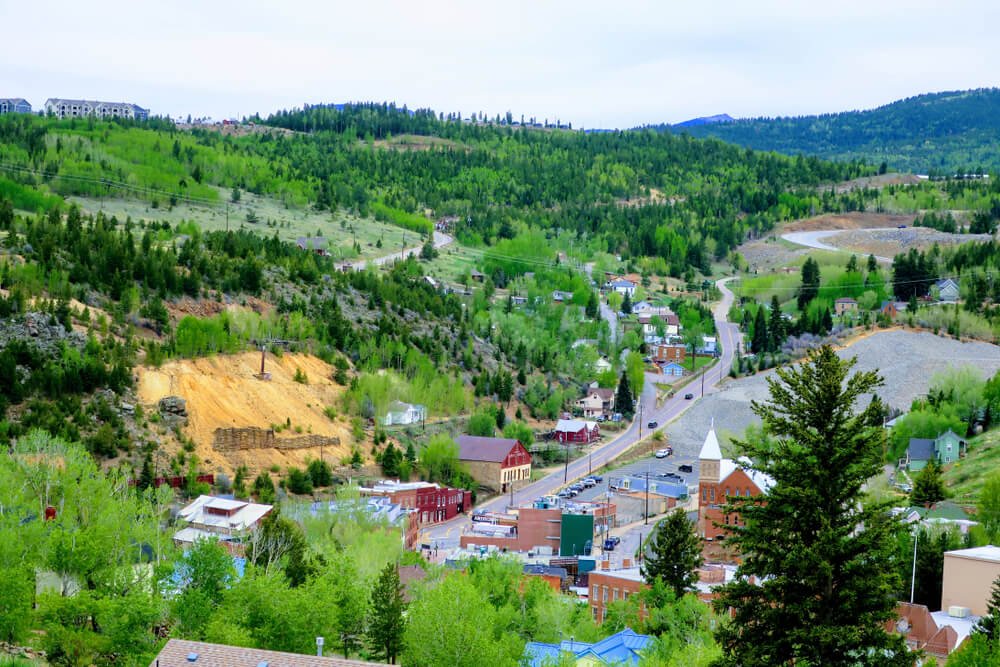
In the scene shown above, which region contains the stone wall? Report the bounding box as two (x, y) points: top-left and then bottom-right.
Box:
(213, 427), (340, 452)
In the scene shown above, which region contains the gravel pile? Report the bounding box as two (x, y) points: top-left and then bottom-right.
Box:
(664, 329), (1000, 457)
(830, 227), (992, 256)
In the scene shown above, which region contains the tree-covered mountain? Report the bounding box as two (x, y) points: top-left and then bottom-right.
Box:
(659, 88), (1000, 175)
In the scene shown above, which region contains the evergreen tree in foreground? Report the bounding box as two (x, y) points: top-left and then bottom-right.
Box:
(615, 370), (634, 417)
(367, 562), (406, 664)
(975, 574), (1000, 644)
(640, 509), (704, 598)
(911, 458), (946, 507)
(713, 346), (911, 666)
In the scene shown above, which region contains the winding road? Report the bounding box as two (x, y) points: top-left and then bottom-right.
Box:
(425, 277), (742, 546)
(781, 228), (893, 263)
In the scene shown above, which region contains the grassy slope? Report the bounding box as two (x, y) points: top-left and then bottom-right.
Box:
(943, 428), (1000, 503)
(69, 188), (424, 262)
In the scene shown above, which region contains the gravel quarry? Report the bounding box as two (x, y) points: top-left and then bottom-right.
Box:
(663, 329), (1000, 456)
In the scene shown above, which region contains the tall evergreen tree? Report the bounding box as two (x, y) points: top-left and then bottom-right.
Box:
(367, 562), (406, 664)
(797, 257), (821, 310)
(768, 295), (785, 352)
(640, 509), (704, 598)
(712, 346), (911, 666)
(615, 370), (634, 417)
(975, 574), (1000, 644)
(137, 452), (154, 492)
(751, 306), (769, 354)
(586, 290), (600, 319)
(621, 291), (633, 315)
(867, 253), (879, 273)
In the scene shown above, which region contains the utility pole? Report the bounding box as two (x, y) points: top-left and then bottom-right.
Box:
(644, 468), (650, 525)
(564, 438), (570, 483)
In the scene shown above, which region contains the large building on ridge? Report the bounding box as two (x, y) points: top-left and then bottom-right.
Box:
(697, 425), (773, 541)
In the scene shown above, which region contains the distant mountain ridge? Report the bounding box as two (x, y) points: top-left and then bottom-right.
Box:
(656, 88), (1000, 174)
(673, 113), (734, 128)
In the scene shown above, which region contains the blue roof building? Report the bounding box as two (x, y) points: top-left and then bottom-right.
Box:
(524, 627), (653, 666)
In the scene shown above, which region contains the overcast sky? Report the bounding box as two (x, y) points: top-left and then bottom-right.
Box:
(3, 0), (998, 128)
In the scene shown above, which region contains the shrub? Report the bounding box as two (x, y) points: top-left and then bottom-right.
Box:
(285, 467), (314, 495)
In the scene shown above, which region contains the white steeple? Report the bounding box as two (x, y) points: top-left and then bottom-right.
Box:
(699, 424), (722, 461)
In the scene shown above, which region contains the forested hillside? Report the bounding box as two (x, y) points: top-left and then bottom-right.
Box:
(661, 88), (1000, 175)
(0, 107), (872, 272)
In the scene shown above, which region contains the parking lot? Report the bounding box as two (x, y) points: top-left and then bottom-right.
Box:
(567, 450), (700, 503)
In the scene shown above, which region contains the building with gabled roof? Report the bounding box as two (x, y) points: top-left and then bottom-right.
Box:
(45, 98), (149, 121)
(457, 435), (532, 493)
(524, 627), (653, 666)
(555, 419), (600, 444)
(0, 98), (31, 114)
(173, 495), (273, 553)
(698, 425), (773, 541)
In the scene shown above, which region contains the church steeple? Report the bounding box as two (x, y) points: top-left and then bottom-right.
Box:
(699, 423), (722, 484)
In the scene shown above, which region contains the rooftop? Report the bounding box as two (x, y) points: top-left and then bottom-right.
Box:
(177, 495), (272, 532)
(457, 435), (521, 462)
(945, 545), (1000, 563)
(148, 638), (389, 667)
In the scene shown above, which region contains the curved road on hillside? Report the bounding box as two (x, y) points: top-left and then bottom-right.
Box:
(425, 277), (742, 546)
(781, 229), (893, 263)
(348, 230), (453, 271)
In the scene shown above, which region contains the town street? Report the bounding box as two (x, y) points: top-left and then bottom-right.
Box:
(424, 277), (742, 547)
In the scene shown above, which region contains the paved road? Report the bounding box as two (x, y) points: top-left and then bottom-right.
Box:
(424, 277), (743, 547)
(349, 230), (453, 271)
(781, 228), (893, 263)
(583, 263), (619, 345)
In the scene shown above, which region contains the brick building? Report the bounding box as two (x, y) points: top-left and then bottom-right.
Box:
(697, 426), (772, 541)
(460, 500), (615, 555)
(457, 435), (532, 493)
(653, 343), (686, 364)
(359, 480), (468, 527)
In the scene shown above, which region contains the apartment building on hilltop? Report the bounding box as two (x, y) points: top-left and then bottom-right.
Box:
(45, 98), (149, 121)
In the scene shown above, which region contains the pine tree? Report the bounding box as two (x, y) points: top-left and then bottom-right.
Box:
(367, 562), (406, 664)
(975, 575), (1000, 644)
(640, 509), (703, 598)
(768, 295), (785, 352)
(911, 459), (946, 506)
(137, 452), (154, 492)
(404, 441), (417, 464)
(751, 306), (769, 354)
(713, 346), (911, 666)
(615, 371), (634, 417)
(586, 291), (600, 319)
(622, 291), (633, 315)
(867, 254), (879, 273)
(846, 254), (859, 273)
(797, 257), (820, 310)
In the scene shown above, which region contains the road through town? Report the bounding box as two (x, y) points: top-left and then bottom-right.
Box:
(424, 277), (743, 547)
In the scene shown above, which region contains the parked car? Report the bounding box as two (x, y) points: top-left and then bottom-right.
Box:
(647, 420), (659, 429)
(582, 478), (597, 488)
(654, 447), (672, 458)
(592, 475), (604, 483)
(684, 393), (694, 400)
(678, 464), (694, 473)
(603, 536), (621, 551)
(557, 490), (573, 498)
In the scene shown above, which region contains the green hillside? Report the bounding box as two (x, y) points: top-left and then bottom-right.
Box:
(944, 428), (1000, 503)
(665, 88), (1000, 175)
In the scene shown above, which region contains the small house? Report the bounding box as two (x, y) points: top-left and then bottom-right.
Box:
(469, 269), (486, 282)
(607, 279), (637, 297)
(383, 401), (426, 427)
(903, 430), (967, 471)
(595, 357), (613, 373)
(661, 362), (685, 377)
(575, 388), (615, 418)
(936, 279), (960, 302)
(552, 290), (574, 303)
(295, 236), (329, 256)
(880, 301), (900, 318)
(834, 297), (858, 316)
(555, 419), (600, 444)
(524, 627), (653, 667)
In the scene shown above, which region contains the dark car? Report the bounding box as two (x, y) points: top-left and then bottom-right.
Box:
(684, 393), (694, 400)
(678, 464), (694, 473)
(592, 475), (604, 483)
(603, 536), (621, 551)
(647, 420), (658, 429)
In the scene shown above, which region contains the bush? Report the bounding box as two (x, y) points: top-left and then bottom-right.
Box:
(286, 467), (314, 495)
(292, 368), (308, 384)
(307, 458), (332, 487)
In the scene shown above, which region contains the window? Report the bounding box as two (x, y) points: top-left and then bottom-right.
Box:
(702, 488), (707, 501)
(710, 488), (715, 502)
(603, 586), (608, 602)
(593, 584), (599, 599)
(592, 606), (598, 619)
(613, 588), (619, 601)
(745, 489), (751, 497)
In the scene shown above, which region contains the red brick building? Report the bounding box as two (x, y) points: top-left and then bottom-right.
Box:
(653, 343), (686, 364)
(698, 427), (772, 541)
(360, 480), (468, 527)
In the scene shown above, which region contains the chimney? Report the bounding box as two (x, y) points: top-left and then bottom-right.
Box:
(316, 636), (325, 657)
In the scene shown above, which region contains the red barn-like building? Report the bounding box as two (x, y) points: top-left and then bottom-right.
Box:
(457, 435), (533, 493)
(555, 419), (600, 444)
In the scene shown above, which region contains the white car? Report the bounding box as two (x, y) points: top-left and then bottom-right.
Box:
(654, 447), (672, 459)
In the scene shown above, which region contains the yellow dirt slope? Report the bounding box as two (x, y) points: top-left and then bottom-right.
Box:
(137, 352), (353, 475)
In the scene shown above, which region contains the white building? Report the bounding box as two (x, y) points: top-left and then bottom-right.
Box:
(383, 400), (426, 426)
(45, 98), (149, 121)
(174, 495), (272, 547)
